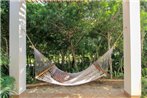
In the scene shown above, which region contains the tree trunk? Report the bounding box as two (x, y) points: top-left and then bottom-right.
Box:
(96, 45), (99, 60)
(61, 50), (65, 68)
(108, 32), (113, 79)
(57, 55), (60, 64)
(71, 42), (77, 68)
(2, 37), (8, 54)
(141, 30), (146, 55)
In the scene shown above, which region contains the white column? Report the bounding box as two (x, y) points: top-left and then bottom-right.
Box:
(9, 0), (26, 94)
(123, 0), (141, 97)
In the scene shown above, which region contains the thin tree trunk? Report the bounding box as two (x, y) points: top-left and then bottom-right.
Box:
(2, 37), (8, 54)
(96, 45), (99, 60)
(141, 30), (145, 55)
(108, 32), (113, 79)
(61, 50), (65, 68)
(58, 55), (60, 64)
(71, 42), (77, 68)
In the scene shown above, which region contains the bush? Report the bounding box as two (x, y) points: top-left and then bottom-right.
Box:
(0, 76), (16, 98)
(142, 77), (147, 98)
(0, 51), (16, 97)
(0, 50), (9, 76)
(142, 68), (147, 77)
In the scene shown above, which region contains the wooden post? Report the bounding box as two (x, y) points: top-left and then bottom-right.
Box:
(9, 0), (26, 94)
(123, 0), (141, 97)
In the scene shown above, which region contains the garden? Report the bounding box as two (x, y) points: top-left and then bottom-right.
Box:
(1, 0), (147, 98)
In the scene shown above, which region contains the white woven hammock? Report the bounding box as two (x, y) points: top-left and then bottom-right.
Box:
(34, 47), (113, 86)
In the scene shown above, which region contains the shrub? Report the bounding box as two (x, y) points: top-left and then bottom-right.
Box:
(142, 77), (147, 98)
(0, 76), (16, 98)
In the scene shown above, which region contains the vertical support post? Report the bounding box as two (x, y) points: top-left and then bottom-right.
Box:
(123, 0), (141, 97)
(9, 0), (26, 94)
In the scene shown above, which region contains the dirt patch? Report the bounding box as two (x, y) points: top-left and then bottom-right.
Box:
(19, 79), (128, 98)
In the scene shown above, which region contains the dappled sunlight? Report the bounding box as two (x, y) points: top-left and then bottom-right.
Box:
(103, 86), (110, 91)
(28, 87), (38, 93)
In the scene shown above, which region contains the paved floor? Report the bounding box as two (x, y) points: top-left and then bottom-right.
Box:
(13, 79), (128, 98)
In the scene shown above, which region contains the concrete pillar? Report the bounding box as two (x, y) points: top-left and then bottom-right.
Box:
(9, 0), (26, 94)
(123, 0), (141, 97)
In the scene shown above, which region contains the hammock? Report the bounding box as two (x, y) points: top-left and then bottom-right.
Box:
(33, 47), (114, 86)
(26, 33), (122, 86)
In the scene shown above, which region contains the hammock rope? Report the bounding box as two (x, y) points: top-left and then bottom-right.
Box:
(26, 34), (36, 49)
(112, 32), (123, 49)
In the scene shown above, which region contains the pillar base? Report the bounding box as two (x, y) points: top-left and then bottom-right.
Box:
(124, 91), (140, 98)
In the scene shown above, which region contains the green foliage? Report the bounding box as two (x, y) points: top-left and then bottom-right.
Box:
(26, 66), (38, 84)
(25, 1), (147, 83)
(26, 1), (122, 74)
(0, 51), (15, 97)
(1, 1), (9, 76)
(141, 4), (147, 97)
(0, 49), (9, 64)
(0, 76), (16, 98)
(113, 71), (123, 79)
(142, 77), (147, 98)
(0, 49), (15, 97)
(142, 68), (147, 77)
(1, 1), (9, 52)
(0, 50), (9, 77)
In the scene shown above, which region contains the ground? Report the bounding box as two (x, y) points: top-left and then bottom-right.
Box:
(14, 79), (128, 98)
